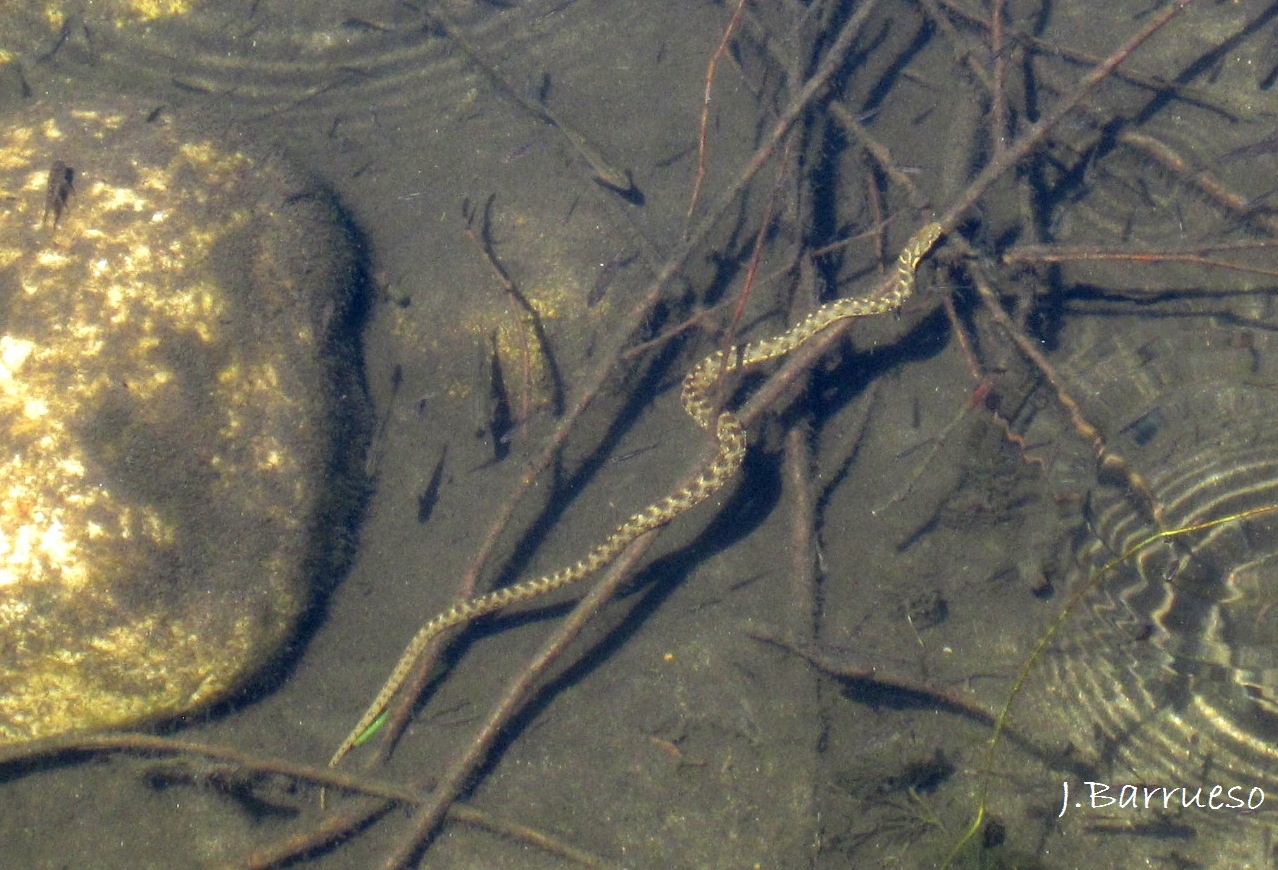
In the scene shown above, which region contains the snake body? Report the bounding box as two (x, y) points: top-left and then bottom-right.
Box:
(330, 222), (943, 767)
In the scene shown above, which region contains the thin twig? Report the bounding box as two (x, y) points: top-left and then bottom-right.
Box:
(748, 630), (1001, 725)
(249, 793), (400, 869)
(917, 0), (994, 92)
(1118, 129), (1278, 237)
(382, 528), (662, 868)
(1003, 246), (1278, 282)
(938, 291), (1043, 470)
(463, 196), (539, 423)
(829, 102), (927, 208)
(685, 0), (747, 233)
(449, 805), (621, 869)
(990, 0), (1008, 157)
(712, 137), (792, 414)
(783, 424), (819, 641)
(0, 732), (425, 804)
(966, 264), (1163, 525)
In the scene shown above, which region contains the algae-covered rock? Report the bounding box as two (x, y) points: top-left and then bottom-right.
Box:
(0, 97), (364, 742)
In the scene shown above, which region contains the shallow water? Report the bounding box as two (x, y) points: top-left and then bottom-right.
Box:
(2, 1), (1278, 868)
